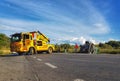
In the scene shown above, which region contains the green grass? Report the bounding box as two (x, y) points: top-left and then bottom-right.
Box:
(0, 49), (10, 55)
(99, 49), (120, 54)
(56, 48), (120, 54)
(0, 50), (3, 54)
(55, 48), (80, 53)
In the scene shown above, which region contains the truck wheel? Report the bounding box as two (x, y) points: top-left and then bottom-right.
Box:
(28, 48), (35, 55)
(18, 52), (23, 55)
(48, 47), (53, 54)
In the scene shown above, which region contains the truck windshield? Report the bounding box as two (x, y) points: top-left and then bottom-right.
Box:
(11, 34), (21, 42)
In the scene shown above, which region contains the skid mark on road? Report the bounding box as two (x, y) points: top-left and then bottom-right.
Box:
(45, 63), (57, 69)
(37, 58), (42, 61)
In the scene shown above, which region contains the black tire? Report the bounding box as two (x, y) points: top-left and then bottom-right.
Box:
(18, 52), (23, 55)
(28, 48), (35, 55)
(37, 51), (43, 54)
(48, 47), (53, 54)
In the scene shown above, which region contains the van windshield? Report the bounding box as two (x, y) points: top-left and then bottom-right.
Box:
(11, 34), (21, 42)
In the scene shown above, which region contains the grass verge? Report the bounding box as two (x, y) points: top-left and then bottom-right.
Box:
(99, 49), (120, 54)
(0, 49), (10, 55)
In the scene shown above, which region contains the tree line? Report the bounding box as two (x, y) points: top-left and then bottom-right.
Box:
(0, 33), (10, 49)
(55, 41), (120, 53)
(99, 41), (120, 49)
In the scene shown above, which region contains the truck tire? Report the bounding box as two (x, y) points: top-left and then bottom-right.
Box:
(18, 52), (23, 55)
(28, 47), (35, 55)
(48, 47), (53, 54)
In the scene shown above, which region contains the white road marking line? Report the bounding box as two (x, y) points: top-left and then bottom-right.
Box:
(37, 58), (42, 61)
(34, 74), (39, 81)
(45, 63), (57, 69)
(33, 57), (36, 58)
(74, 79), (85, 81)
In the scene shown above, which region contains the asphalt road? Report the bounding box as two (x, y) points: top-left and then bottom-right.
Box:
(0, 53), (120, 81)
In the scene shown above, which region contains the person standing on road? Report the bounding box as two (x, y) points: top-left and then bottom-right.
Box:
(64, 45), (67, 53)
(74, 43), (79, 53)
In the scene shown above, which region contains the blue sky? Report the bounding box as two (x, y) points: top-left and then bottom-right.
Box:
(0, 0), (120, 44)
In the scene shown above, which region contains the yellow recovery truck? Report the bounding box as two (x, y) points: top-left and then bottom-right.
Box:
(10, 31), (55, 55)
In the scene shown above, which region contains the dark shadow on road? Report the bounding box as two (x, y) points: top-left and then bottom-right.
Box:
(0, 53), (44, 57)
(0, 53), (22, 57)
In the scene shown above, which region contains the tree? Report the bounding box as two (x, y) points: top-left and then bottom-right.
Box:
(60, 43), (70, 49)
(0, 33), (10, 49)
(99, 43), (113, 49)
(55, 44), (60, 52)
(106, 41), (120, 48)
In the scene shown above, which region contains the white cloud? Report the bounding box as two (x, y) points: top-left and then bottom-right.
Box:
(109, 38), (118, 41)
(71, 37), (86, 44)
(0, 0), (111, 43)
(6, 0), (110, 34)
(93, 23), (110, 34)
(79, 37), (87, 44)
(0, 24), (24, 31)
(89, 38), (98, 44)
(71, 37), (78, 41)
(70, 36), (97, 45)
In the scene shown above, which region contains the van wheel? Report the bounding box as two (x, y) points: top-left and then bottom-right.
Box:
(48, 47), (53, 54)
(28, 48), (35, 55)
(18, 52), (23, 55)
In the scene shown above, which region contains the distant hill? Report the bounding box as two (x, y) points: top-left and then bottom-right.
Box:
(0, 33), (10, 49)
